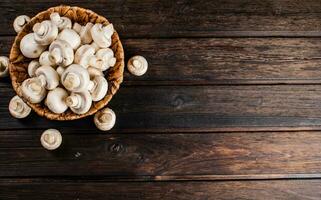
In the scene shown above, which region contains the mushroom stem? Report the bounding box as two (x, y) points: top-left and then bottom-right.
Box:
(29, 80), (43, 94)
(99, 112), (113, 123)
(37, 74), (47, 88)
(87, 80), (96, 92)
(10, 100), (24, 113)
(50, 13), (61, 24)
(65, 95), (80, 108)
(49, 48), (63, 64)
(63, 73), (81, 89)
(33, 23), (46, 36)
(43, 133), (56, 145)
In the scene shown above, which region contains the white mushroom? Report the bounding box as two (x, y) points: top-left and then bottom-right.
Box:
(35, 65), (59, 90)
(20, 77), (47, 103)
(74, 45), (95, 68)
(0, 56), (9, 78)
(88, 76), (108, 102)
(61, 64), (90, 92)
(57, 28), (81, 50)
(56, 66), (65, 76)
(20, 33), (46, 58)
(48, 39), (74, 67)
(28, 60), (41, 77)
(65, 91), (92, 114)
(40, 129), (62, 150)
(73, 22), (93, 44)
(127, 55), (148, 76)
(9, 95), (31, 119)
(94, 108), (116, 131)
(90, 23), (114, 48)
(45, 87), (68, 114)
(89, 48), (116, 71)
(87, 67), (103, 78)
(33, 20), (58, 45)
(13, 15), (30, 33)
(50, 12), (72, 31)
(39, 51), (55, 67)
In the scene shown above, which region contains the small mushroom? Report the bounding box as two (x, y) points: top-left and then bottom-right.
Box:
(45, 87), (68, 114)
(50, 12), (72, 31)
(56, 66), (65, 76)
(88, 75), (108, 102)
(73, 22), (93, 44)
(74, 45), (95, 68)
(87, 67), (103, 78)
(61, 64), (90, 92)
(0, 56), (9, 78)
(127, 55), (148, 76)
(33, 20), (58, 45)
(90, 23), (114, 48)
(89, 48), (116, 71)
(94, 107), (116, 131)
(48, 39), (74, 67)
(20, 33), (47, 58)
(9, 95), (31, 118)
(13, 15), (30, 33)
(35, 65), (59, 90)
(65, 91), (92, 114)
(28, 60), (41, 77)
(40, 129), (62, 150)
(57, 28), (81, 50)
(39, 51), (55, 67)
(20, 77), (47, 103)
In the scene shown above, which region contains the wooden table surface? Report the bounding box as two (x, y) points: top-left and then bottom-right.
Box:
(1, 0), (321, 199)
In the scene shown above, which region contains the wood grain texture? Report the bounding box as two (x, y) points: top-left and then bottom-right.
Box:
(3, 37), (321, 85)
(2, 0), (321, 37)
(1, 130), (321, 178)
(1, 179), (321, 200)
(2, 82), (321, 131)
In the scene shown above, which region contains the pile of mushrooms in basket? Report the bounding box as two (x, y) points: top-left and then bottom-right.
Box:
(0, 6), (148, 150)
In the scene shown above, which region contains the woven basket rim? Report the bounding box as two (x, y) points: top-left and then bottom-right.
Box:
(9, 5), (125, 121)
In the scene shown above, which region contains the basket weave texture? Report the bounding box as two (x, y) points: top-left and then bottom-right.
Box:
(9, 5), (124, 121)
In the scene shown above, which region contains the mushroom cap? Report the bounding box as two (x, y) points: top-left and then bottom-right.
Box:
(20, 77), (47, 103)
(89, 76), (108, 102)
(48, 39), (74, 66)
(90, 23), (114, 48)
(61, 64), (90, 92)
(45, 87), (68, 114)
(28, 60), (41, 77)
(13, 15), (30, 33)
(94, 107), (116, 131)
(35, 65), (59, 90)
(87, 67), (103, 78)
(65, 90), (92, 114)
(74, 45), (95, 68)
(79, 23), (94, 44)
(0, 56), (9, 78)
(9, 95), (31, 119)
(40, 129), (62, 150)
(20, 33), (47, 58)
(33, 20), (58, 45)
(39, 51), (55, 67)
(57, 28), (81, 50)
(127, 55), (148, 76)
(50, 12), (72, 31)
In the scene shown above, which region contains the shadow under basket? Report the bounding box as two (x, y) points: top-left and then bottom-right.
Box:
(9, 5), (125, 121)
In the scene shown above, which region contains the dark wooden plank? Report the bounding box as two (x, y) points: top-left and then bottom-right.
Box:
(3, 37), (321, 85)
(1, 0), (321, 37)
(1, 179), (321, 200)
(2, 82), (321, 131)
(1, 130), (321, 177)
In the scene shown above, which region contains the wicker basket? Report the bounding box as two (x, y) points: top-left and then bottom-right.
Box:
(9, 5), (125, 121)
